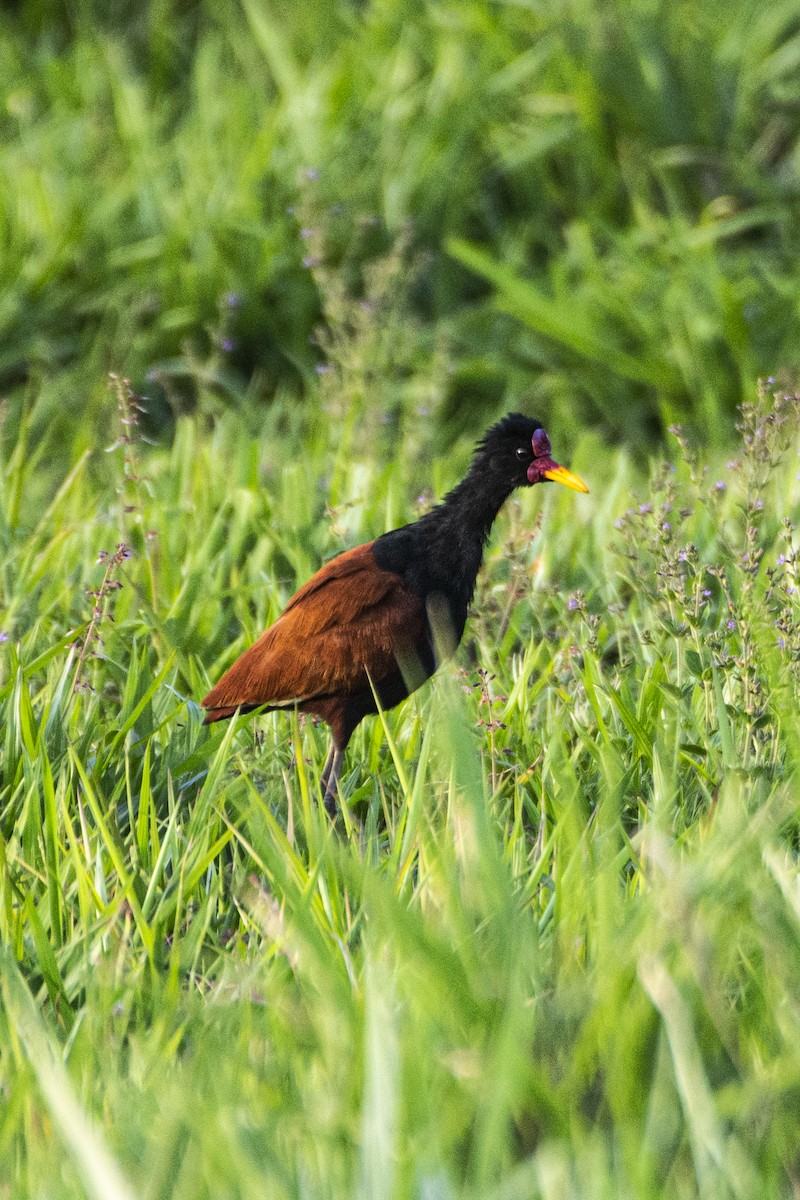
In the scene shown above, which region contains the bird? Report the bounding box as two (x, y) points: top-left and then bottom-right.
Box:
(201, 413), (588, 813)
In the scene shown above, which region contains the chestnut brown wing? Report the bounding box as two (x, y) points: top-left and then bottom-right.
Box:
(201, 543), (425, 720)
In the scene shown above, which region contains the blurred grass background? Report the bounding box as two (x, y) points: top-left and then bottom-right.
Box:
(3, 1), (800, 1197)
(3, 0), (800, 457)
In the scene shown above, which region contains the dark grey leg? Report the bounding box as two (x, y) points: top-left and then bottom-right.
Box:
(320, 742), (344, 816)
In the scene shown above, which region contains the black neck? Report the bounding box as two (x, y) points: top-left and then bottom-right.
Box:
(371, 449), (517, 649)
(425, 470), (513, 549)
(415, 455), (516, 597)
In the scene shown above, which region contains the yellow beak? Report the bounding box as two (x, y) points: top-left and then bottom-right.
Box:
(542, 464), (590, 494)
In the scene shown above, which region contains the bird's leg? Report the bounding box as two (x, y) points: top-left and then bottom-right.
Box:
(320, 741), (344, 816)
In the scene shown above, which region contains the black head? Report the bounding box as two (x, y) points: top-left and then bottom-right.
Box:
(475, 413), (589, 493)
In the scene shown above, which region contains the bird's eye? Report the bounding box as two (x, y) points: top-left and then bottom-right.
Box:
(515, 447), (529, 461)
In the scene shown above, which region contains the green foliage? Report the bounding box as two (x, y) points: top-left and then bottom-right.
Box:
(2, 0), (800, 447)
(2, 369), (800, 1196)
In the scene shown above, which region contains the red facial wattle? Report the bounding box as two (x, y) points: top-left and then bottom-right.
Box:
(532, 428), (552, 459)
(527, 429), (589, 493)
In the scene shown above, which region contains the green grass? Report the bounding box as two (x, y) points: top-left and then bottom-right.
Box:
(2, 375), (800, 1197)
(2, 0), (800, 448)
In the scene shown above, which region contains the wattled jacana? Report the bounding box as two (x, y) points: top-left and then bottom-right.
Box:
(202, 414), (588, 812)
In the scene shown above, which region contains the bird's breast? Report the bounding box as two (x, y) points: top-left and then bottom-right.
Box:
(371, 526), (477, 656)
